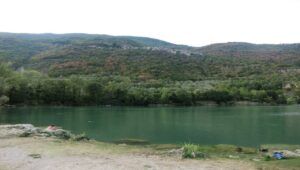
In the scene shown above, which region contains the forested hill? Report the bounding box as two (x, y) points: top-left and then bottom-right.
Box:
(1, 32), (300, 80)
(1, 32), (300, 106)
(199, 42), (300, 61)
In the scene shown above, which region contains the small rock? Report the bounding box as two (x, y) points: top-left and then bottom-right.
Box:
(144, 165), (152, 169)
(1, 124), (87, 141)
(191, 152), (196, 158)
(19, 131), (32, 137)
(229, 155), (240, 159)
(168, 148), (183, 156)
(252, 158), (261, 162)
(0, 124), (37, 138)
(28, 154), (41, 159)
(51, 129), (72, 139)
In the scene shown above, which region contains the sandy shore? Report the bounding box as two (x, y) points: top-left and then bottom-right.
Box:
(0, 137), (257, 170)
(0, 124), (258, 170)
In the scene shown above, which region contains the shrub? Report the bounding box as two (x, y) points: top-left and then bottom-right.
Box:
(0, 95), (9, 105)
(182, 144), (207, 159)
(264, 155), (272, 161)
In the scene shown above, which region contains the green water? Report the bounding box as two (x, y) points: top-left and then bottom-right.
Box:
(1, 106), (300, 146)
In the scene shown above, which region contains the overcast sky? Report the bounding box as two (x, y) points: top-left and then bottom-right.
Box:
(0, 0), (299, 46)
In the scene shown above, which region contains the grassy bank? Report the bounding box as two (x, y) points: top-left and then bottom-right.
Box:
(181, 143), (300, 170)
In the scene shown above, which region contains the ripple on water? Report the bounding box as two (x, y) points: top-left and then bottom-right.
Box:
(271, 112), (300, 116)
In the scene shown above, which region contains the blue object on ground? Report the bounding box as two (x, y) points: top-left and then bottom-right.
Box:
(273, 152), (284, 160)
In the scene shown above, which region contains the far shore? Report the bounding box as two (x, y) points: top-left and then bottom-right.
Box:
(0, 101), (294, 108)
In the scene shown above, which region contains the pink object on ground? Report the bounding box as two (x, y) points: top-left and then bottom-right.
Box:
(46, 125), (57, 131)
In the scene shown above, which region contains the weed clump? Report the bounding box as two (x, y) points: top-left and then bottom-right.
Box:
(182, 144), (208, 159)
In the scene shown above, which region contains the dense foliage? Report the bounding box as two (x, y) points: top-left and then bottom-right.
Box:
(1, 63), (300, 106)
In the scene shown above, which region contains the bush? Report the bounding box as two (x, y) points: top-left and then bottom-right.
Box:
(182, 144), (207, 159)
(201, 90), (233, 104)
(264, 155), (272, 161)
(0, 95), (9, 105)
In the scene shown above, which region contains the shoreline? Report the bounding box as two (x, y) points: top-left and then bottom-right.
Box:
(0, 124), (256, 170)
(0, 124), (300, 170)
(1, 102), (297, 108)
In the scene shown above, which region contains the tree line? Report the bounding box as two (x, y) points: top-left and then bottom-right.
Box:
(1, 63), (300, 106)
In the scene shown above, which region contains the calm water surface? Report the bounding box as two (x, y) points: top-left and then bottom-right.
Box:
(1, 106), (300, 146)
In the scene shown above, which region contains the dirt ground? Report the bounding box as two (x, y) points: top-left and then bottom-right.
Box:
(0, 136), (257, 170)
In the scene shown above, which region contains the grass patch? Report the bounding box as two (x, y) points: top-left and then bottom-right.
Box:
(256, 144), (300, 170)
(182, 144), (208, 158)
(257, 158), (300, 170)
(182, 144), (257, 159)
(260, 144), (300, 151)
(182, 143), (300, 169)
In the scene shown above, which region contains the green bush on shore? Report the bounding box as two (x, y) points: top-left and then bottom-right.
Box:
(182, 144), (208, 159)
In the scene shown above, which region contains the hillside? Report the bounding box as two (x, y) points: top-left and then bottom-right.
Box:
(199, 42), (300, 65)
(1, 33), (300, 81)
(1, 33), (300, 106)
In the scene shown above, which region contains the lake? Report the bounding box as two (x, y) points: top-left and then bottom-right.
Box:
(1, 106), (300, 147)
